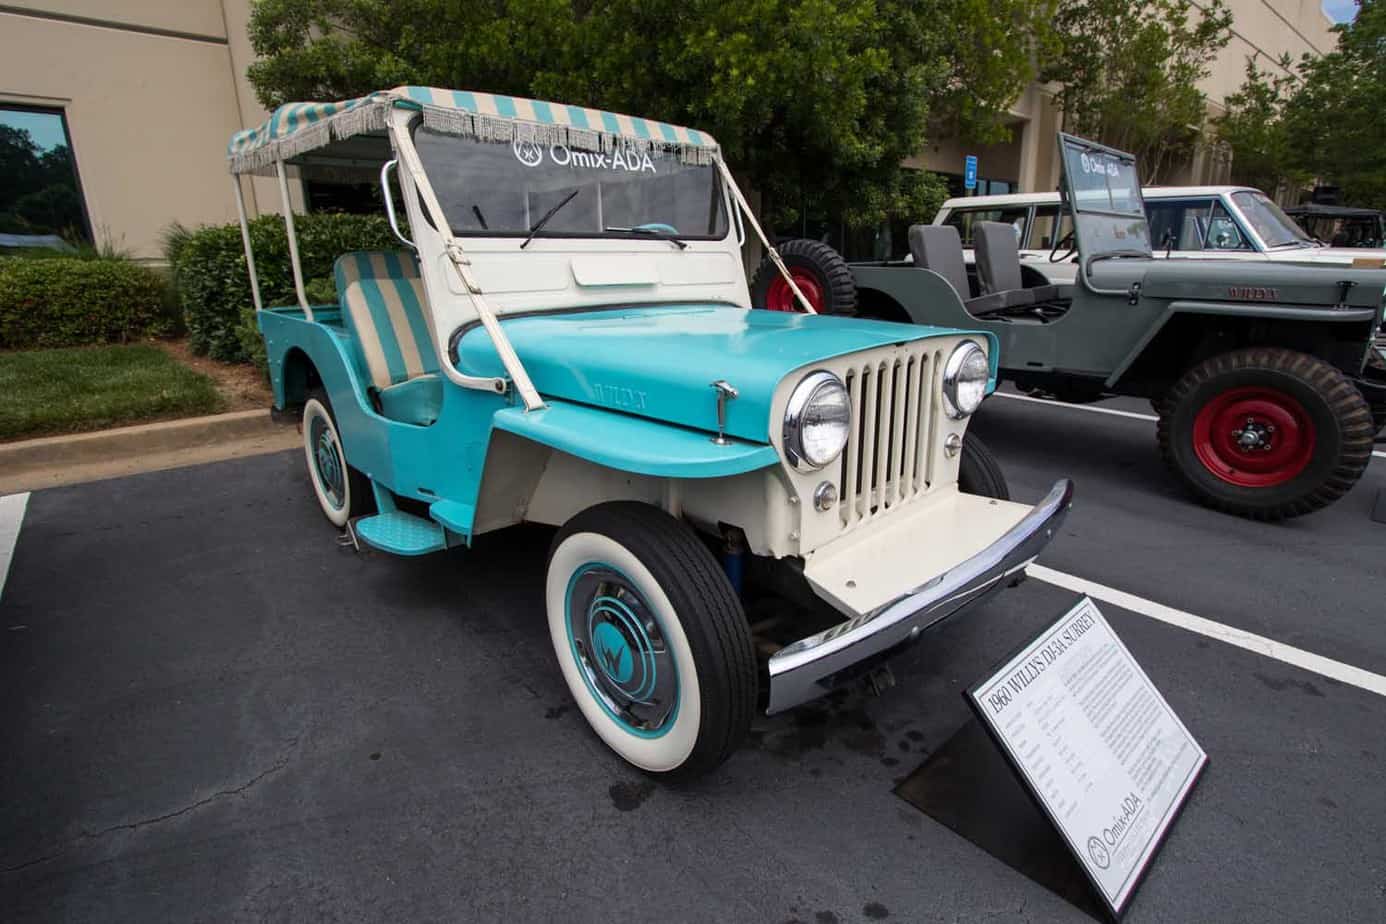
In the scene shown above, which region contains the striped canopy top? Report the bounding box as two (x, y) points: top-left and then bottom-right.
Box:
(227, 86), (718, 176)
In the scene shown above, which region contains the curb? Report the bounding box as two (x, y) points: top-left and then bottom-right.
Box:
(0, 409), (294, 471)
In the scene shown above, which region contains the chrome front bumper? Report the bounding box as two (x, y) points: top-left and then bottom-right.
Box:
(764, 479), (1074, 714)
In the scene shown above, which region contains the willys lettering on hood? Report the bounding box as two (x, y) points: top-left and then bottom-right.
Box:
(455, 305), (984, 443)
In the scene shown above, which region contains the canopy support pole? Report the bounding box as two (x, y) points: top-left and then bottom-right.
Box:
(713, 156), (817, 314)
(230, 175), (263, 313)
(388, 116), (544, 411)
(275, 160), (312, 319)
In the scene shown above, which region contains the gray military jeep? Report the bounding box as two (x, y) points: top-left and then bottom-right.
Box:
(753, 134), (1386, 520)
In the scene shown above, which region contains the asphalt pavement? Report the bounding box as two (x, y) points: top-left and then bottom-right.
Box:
(2, 393), (1383, 923)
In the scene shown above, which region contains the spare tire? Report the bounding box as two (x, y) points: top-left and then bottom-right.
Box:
(749, 239), (856, 315)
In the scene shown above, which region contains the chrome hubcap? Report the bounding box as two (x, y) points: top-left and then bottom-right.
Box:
(567, 565), (678, 734)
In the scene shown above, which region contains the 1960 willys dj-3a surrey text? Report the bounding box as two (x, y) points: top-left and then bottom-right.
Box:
(227, 87), (1073, 778)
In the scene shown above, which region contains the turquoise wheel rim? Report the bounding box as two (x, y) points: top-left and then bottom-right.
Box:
(309, 412), (346, 511)
(564, 562), (679, 738)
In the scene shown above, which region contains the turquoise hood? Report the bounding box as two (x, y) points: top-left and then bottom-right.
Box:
(456, 305), (988, 443)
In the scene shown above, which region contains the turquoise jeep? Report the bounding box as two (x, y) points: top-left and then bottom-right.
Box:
(227, 87), (1072, 778)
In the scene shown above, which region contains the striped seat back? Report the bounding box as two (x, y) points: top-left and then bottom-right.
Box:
(334, 252), (439, 391)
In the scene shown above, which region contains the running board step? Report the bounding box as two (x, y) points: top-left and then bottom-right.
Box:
(354, 511), (446, 556)
(428, 499), (474, 537)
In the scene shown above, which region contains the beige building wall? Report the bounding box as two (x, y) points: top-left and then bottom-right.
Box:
(0, 1), (278, 261)
(920, 0), (1337, 196)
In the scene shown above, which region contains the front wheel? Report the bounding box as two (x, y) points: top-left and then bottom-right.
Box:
(1158, 348), (1374, 520)
(546, 502), (756, 779)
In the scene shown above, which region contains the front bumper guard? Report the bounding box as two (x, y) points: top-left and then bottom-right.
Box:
(764, 479), (1074, 714)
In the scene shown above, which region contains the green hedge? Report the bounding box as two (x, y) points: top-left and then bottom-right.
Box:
(0, 257), (173, 350)
(167, 213), (399, 362)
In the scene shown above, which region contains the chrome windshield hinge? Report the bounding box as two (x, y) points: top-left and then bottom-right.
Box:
(710, 380), (738, 445)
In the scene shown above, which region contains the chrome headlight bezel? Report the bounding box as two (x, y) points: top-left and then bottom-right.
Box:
(783, 370), (851, 471)
(942, 340), (989, 419)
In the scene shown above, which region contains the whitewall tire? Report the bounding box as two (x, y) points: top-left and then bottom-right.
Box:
(302, 391), (370, 527)
(545, 502), (755, 778)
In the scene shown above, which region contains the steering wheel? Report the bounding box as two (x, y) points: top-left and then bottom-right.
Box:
(634, 222), (679, 234)
(1049, 229), (1076, 263)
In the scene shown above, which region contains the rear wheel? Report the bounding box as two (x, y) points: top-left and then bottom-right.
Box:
(1158, 348), (1373, 519)
(303, 389), (374, 527)
(545, 502), (756, 779)
(957, 434), (1010, 500)
(749, 239), (856, 315)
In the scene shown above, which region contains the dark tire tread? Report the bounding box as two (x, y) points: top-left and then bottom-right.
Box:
(1156, 348), (1373, 520)
(551, 502), (755, 780)
(958, 434), (1010, 501)
(749, 238), (857, 315)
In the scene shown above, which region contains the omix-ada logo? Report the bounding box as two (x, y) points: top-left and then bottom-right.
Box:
(1087, 835), (1111, 870)
(512, 138), (543, 167)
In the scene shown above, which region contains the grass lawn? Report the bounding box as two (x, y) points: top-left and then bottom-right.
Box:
(0, 344), (224, 440)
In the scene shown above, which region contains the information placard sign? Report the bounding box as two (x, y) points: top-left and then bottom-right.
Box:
(966, 597), (1207, 918)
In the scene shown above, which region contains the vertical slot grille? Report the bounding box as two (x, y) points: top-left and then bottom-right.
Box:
(838, 347), (938, 529)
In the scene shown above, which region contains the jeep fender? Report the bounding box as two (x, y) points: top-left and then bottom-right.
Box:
(491, 401), (779, 479)
(1106, 300), (1381, 389)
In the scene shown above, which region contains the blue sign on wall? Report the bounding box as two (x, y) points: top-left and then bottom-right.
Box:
(964, 155), (978, 191)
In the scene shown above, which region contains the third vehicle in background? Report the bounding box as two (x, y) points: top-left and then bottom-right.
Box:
(1283, 203), (1386, 250)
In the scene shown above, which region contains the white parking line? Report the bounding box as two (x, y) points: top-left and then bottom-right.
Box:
(1030, 564), (1386, 698)
(993, 390), (1158, 421)
(0, 492), (29, 601)
(991, 391), (1386, 459)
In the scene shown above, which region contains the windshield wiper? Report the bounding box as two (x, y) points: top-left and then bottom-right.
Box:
(521, 189), (580, 249)
(606, 226), (688, 249)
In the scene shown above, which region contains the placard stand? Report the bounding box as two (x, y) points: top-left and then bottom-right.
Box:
(895, 718), (1106, 921)
(898, 596), (1206, 921)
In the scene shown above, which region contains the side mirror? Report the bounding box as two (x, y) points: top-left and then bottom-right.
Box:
(380, 159), (414, 249)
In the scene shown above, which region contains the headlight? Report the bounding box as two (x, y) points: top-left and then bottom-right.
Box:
(943, 341), (989, 419)
(784, 371), (850, 470)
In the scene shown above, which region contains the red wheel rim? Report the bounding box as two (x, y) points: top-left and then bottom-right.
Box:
(765, 269), (824, 313)
(1192, 386), (1316, 488)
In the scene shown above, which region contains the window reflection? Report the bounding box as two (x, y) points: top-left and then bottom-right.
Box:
(0, 107), (89, 249)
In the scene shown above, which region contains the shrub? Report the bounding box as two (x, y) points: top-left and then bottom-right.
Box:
(167, 213), (398, 362)
(0, 256), (174, 349)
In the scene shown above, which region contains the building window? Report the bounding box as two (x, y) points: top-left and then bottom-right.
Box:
(0, 106), (90, 250)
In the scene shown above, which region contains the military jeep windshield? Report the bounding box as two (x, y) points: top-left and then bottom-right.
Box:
(413, 127), (729, 241)
(1059, 135), (1151, 261)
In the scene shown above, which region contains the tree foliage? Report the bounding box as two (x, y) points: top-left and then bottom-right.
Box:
(1042, 0), (1231, 181)
(245, 0), (1049, 231)
(1213, 56), (1305, 196)
(1282, 0), (1386, 208)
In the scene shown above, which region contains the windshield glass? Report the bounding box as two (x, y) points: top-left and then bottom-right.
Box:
(1058, 135), (1151, 259)
(1231, 191), (1313, 248)
(413, 127), (728, 241)
(1062, 144), (1144, 216)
